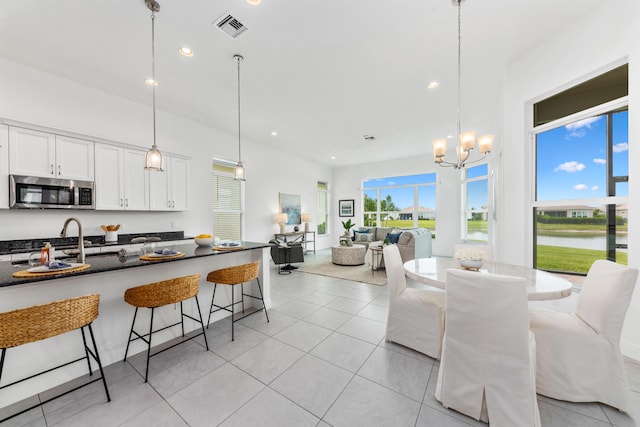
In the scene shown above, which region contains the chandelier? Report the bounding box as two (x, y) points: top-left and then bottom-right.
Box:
(432, 0), (493, 169)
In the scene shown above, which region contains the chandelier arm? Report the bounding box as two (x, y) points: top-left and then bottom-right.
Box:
(460, 153), (488, 167)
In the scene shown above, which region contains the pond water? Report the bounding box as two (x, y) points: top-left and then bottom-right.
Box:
(466, 232), (628, 252)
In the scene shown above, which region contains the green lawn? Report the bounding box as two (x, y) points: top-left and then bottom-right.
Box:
(537, 222), (628, 232)
(537, 245), (627, 274)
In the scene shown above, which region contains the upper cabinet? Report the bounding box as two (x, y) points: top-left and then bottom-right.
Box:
(149, 155), (190, 211)
(8, 127), (94, 181)
(95, 143), (149, 210)
(0, 125), (8, 209)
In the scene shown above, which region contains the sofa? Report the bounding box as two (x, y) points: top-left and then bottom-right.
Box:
(353, 227), (432, 263)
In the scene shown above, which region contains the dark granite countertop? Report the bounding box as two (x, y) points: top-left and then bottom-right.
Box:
(0, 241), (270, 288)
(0, 231), (188, 256)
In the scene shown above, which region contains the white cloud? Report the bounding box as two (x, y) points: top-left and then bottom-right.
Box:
(593, 158), (606, 165)
(591, 186), (599, 191)
(568, 129), (586, 138)
(565, 117), (601, 131)
(564, 117), (601, 139)
(555, 161), (586, 173)
(573, 184), (588, 190)
(613, 142), (628, 153)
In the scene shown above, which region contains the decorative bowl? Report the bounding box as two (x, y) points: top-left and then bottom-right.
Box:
(458, 258), (483, 271)
(194, 237), (214, 247)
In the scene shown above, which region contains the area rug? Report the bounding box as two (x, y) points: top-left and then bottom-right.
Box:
(296, 250), (387, 286)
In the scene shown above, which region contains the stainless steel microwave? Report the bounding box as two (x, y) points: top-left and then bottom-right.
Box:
(9, 175), (95, 209)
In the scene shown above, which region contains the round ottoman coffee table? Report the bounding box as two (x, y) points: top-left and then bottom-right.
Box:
(332, 244), (366, 266)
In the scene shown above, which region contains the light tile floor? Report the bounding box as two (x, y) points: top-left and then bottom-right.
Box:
(2, 252), (640, 426)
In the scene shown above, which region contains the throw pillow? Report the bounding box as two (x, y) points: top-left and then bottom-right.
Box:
(354, 230), (370, 240)
(398, 231), (413, 245)
(356, 232), (374, 242)
(386, 232), (402, 244)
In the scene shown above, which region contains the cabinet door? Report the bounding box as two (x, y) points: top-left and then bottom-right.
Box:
(55, 135), (94, 180)
(124, 148), (149, 210)
(149, 159), (170, 211)
(170, 157), (189, 211)
(94, 144), (125, 210)
(8, 127), (56, 177)
(0, 125), (8, 209)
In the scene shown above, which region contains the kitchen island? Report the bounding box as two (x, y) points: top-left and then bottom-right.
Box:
(0, 241), (271, 408)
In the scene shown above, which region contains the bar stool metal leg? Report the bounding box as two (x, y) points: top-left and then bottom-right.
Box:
(145, 307), (155, 382)
(123, 274), (208, 383)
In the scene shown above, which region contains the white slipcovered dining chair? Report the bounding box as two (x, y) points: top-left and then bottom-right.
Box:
(453, 243), (494, 262)
(529, 259), (638, 412)
(436, 269), (541, 426)
(383, 244), (444, 359)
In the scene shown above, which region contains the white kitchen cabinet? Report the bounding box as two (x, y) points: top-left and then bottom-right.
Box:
(0, 125), (8, 209)
(54, 135), (95, 180)
(8, 127), (94, 180)
(149, 155), (189, 211)
(95, 143), (149, 210)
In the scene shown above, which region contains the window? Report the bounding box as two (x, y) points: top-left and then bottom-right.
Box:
(462, 164), (489, 242)
(533, 100), (628, 274)
(212, 160), (243, 240)
(362, 173), (436, 231)
(317, 181), (328, 235)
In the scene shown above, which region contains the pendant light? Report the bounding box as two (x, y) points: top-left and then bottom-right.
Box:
(431, 0), (493, 169)
(144, 0), (164, 171)
(234, 54), (246, 181)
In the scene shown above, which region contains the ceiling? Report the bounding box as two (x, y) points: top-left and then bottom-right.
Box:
(0, 0), (606, 167)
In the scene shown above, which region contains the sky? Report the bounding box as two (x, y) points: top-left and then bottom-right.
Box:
(537, 111), (628, 201)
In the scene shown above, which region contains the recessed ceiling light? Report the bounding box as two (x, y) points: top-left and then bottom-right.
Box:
(246, 0), (262, 5)
(330, 156), (336, 160)
(446, 135), (453, 139)
(178, 47), (193, 57)
(427, 81), (440, 89)
(145, 78), (158, 86)
(271, 131), (278, 136)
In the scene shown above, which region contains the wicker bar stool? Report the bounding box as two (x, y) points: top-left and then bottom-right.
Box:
(123, 274), (209, 382)
(0, 294), (110, 423)
(206, 261), (269, 341)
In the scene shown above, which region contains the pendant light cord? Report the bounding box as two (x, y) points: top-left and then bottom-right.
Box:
(456, 0), (462, 164)
(236, 56), (242, 163)
(151, 10), (157, 150)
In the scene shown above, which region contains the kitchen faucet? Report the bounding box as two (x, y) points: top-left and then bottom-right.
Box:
(60, 217), (85, 264)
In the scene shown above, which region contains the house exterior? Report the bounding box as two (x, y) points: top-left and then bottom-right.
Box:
(398, 206), (436, 220)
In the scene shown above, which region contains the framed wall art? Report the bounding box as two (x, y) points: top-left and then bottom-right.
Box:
(279, 193), (301, 224)
(339, 199), (354, 217)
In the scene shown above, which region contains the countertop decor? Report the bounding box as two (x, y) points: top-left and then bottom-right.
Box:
(0, 231), (187, 256)
(1, 241), (268, 287)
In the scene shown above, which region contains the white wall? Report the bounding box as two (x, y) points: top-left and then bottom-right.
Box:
(332, 155), (463, 257)
(0, 57), (331, 245)
(501, 0), (640, 358)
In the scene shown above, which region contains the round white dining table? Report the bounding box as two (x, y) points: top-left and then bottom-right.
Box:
(403, 257), (573, 301)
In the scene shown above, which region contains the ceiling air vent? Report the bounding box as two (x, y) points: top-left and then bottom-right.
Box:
(214, 13), (248, 39)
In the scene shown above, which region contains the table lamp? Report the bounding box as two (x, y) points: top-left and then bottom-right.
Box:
(301, 213), (311, 232)
(276, 213), (288, 234)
